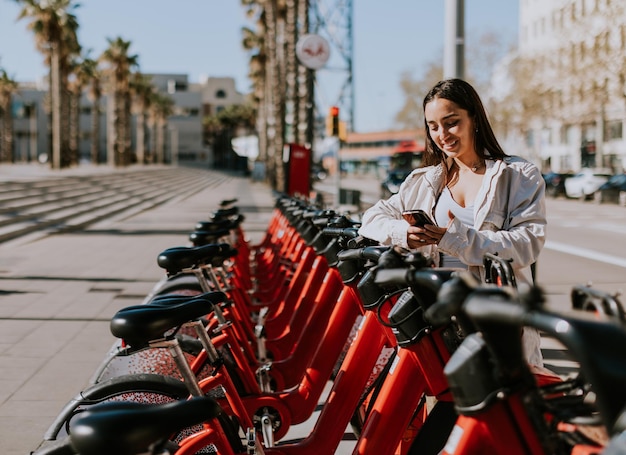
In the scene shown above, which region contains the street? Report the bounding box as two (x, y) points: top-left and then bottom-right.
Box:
(537, 197), (626, 302)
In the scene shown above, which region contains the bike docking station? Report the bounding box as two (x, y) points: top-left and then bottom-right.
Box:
(29, 188), (626, 455)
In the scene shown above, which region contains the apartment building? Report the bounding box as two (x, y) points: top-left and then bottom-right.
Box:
(513, 0), (626, 173)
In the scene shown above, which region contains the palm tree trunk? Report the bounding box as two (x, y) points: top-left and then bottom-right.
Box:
(91, 94), (100, 164)
(156, 119), (165, 164)
(106, 93), (116, 166)
(265, 0), (287, 191)
(0, 100), (15, 162)
(135, 111), (145, 164)
(69, 89), (80, 164)
(285, 0), (297, 145)
(50, 45), (62, 169)
(114, 90), (124, 166)
(123, 90), (132, 165)
(60, 65), (72, 167)
(297, 0), (313, 146)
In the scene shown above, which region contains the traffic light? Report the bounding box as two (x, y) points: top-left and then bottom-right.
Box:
(327, 106), (340, 137)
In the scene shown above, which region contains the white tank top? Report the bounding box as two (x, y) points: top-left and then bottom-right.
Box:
(435, 187), (474, 269)
(435, 186), (474, 227)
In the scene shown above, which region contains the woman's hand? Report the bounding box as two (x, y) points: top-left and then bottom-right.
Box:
(407, 224), (446, 249)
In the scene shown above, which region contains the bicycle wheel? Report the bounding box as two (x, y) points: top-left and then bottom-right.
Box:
(44, 374), (189, 441)
(43, 373), (245, 454)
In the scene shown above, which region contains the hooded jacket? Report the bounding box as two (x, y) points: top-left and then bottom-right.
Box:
(358, 155), (546, 366)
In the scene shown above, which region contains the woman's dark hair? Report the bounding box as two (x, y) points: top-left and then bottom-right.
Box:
(422, 78), (507, 167)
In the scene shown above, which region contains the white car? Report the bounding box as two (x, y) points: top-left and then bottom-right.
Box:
(564, 169), (611, 200)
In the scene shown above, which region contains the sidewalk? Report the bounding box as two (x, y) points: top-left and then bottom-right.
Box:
(0, 167), (276, 454)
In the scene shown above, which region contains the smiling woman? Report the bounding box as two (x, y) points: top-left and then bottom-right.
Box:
(358, 78), (547, 367)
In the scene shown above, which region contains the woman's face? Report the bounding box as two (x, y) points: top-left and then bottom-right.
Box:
(424, 97), (476, 160)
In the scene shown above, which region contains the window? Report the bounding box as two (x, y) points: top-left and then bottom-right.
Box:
(561, 124), (576, 145)
(605, 120), (623, 140)
(215, 89), (227, 99)
(541, 128), (552, 146)
(526, 129), (535, 147)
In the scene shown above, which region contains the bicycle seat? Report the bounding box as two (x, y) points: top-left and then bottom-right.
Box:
(195, 217), (238, 232)
(157, 243), (233, 275)
(219, 197), (238, 207)
(110, 292), (227, 347)
(70, 397), (222, 455)
(210, 206), (239, 219)
(189, 229), (234, 248)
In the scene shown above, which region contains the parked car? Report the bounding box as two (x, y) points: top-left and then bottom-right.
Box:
(542, 172), (574, 198)
(564, 168), (611, 200)
(595, 173), (626, 204)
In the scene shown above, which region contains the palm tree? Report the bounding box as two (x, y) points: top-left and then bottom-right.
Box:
(147, 91), (173, 164)
(68, 55), (97, 165)
(0, 68), (19, 163)
(241, 0), (300, 192)
(204, 102), (256, 169)
(284, 0), (297, 145)
(241, 0), (282, 189)
(16, 0), (80, 169)
(296, 0), (313, 147)
(265, 0), (286, 191)
(100, 36), (139, 167)
(81, 57), (103, 164)
(130, 72), (155, 165)
(242, 25), (268, 175)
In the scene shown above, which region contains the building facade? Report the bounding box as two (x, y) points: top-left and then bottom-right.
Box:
(511, 0), (626, 174)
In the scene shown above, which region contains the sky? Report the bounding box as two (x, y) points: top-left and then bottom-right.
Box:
(0, 0), (518, 133)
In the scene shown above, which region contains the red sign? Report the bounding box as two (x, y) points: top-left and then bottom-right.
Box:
(285, 143), (311, 197)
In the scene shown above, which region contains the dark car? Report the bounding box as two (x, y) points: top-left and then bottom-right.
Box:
(542, 172), (574, 198)
(595, 173), (626, 204)
(380, 169), (410, 198)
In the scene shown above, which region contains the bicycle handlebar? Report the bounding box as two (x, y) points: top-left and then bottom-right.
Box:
(321, 226), (359, 239)
(463, 287), (626, 434)
(571, 284), (625, 322)
(336, 245), (390, 262)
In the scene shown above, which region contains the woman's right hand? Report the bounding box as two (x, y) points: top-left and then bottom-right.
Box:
(407, 224), (445, 248)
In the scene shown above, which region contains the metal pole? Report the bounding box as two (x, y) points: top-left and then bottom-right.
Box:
(444, 0), (465, 79)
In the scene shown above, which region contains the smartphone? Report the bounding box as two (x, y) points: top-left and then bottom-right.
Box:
(402, 209), (434, 227)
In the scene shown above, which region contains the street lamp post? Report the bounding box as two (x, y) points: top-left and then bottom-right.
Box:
(444, 0), (465, 79)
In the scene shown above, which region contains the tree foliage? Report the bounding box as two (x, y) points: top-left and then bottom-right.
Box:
(16, 0), (81, 168)
(0, 66), (18, 162)
(394, 29), (513, 132)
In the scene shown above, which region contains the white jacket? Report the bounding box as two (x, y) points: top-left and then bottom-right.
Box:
(358, 156), (547, 366)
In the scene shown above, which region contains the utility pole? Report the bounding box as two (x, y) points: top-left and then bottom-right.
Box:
(444, 0), (465, 79)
